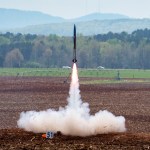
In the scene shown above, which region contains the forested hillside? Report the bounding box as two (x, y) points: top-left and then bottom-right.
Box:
(0, 29), (150, 69)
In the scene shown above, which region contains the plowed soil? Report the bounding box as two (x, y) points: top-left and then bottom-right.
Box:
(0, 77), (150, 150)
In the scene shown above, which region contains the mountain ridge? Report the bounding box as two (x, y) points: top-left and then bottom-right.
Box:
(0, 8), (150, 36)
(0, 8), (65, 29)
(0, 8), (129, 29)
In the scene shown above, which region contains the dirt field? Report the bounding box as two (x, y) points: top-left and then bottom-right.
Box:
(0, 77), (150, 149)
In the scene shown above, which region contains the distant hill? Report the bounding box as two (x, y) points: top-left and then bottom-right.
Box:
(0, 8), (150, 35)
(6, 19), (150, 36)
(71, 13), (129, 22)
(0, 8), (129, 29)
(0, 8), (65, 29)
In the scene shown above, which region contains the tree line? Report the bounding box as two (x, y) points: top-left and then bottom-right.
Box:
(0, 28), (150, 69)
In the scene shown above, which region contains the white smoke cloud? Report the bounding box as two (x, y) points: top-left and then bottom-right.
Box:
(17, 64), (126, 136)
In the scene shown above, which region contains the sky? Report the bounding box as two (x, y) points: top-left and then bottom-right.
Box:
(0, 0), (150, 19)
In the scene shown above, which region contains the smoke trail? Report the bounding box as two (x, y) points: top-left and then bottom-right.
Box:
(17, 63), (126, 136)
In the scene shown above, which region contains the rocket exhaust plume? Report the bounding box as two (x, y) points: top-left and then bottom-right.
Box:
(18, 25), (126, 136)
(17, 63), (126, 136)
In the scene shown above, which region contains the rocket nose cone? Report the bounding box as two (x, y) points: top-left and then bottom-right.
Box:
(74, 24), (76, 31)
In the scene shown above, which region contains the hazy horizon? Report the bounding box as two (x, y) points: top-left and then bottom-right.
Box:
(0, 0), (150, 19)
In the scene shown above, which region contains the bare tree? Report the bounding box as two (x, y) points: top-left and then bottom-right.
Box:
(4, 48), (24, 67)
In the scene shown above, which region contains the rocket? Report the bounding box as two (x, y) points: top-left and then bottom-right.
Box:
(72, 24), (77, 63)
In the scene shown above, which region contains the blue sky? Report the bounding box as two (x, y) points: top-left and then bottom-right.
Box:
(0, 0), (150, 19)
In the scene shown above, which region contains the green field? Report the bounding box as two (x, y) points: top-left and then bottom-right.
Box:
(0, 68), (150, 79)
